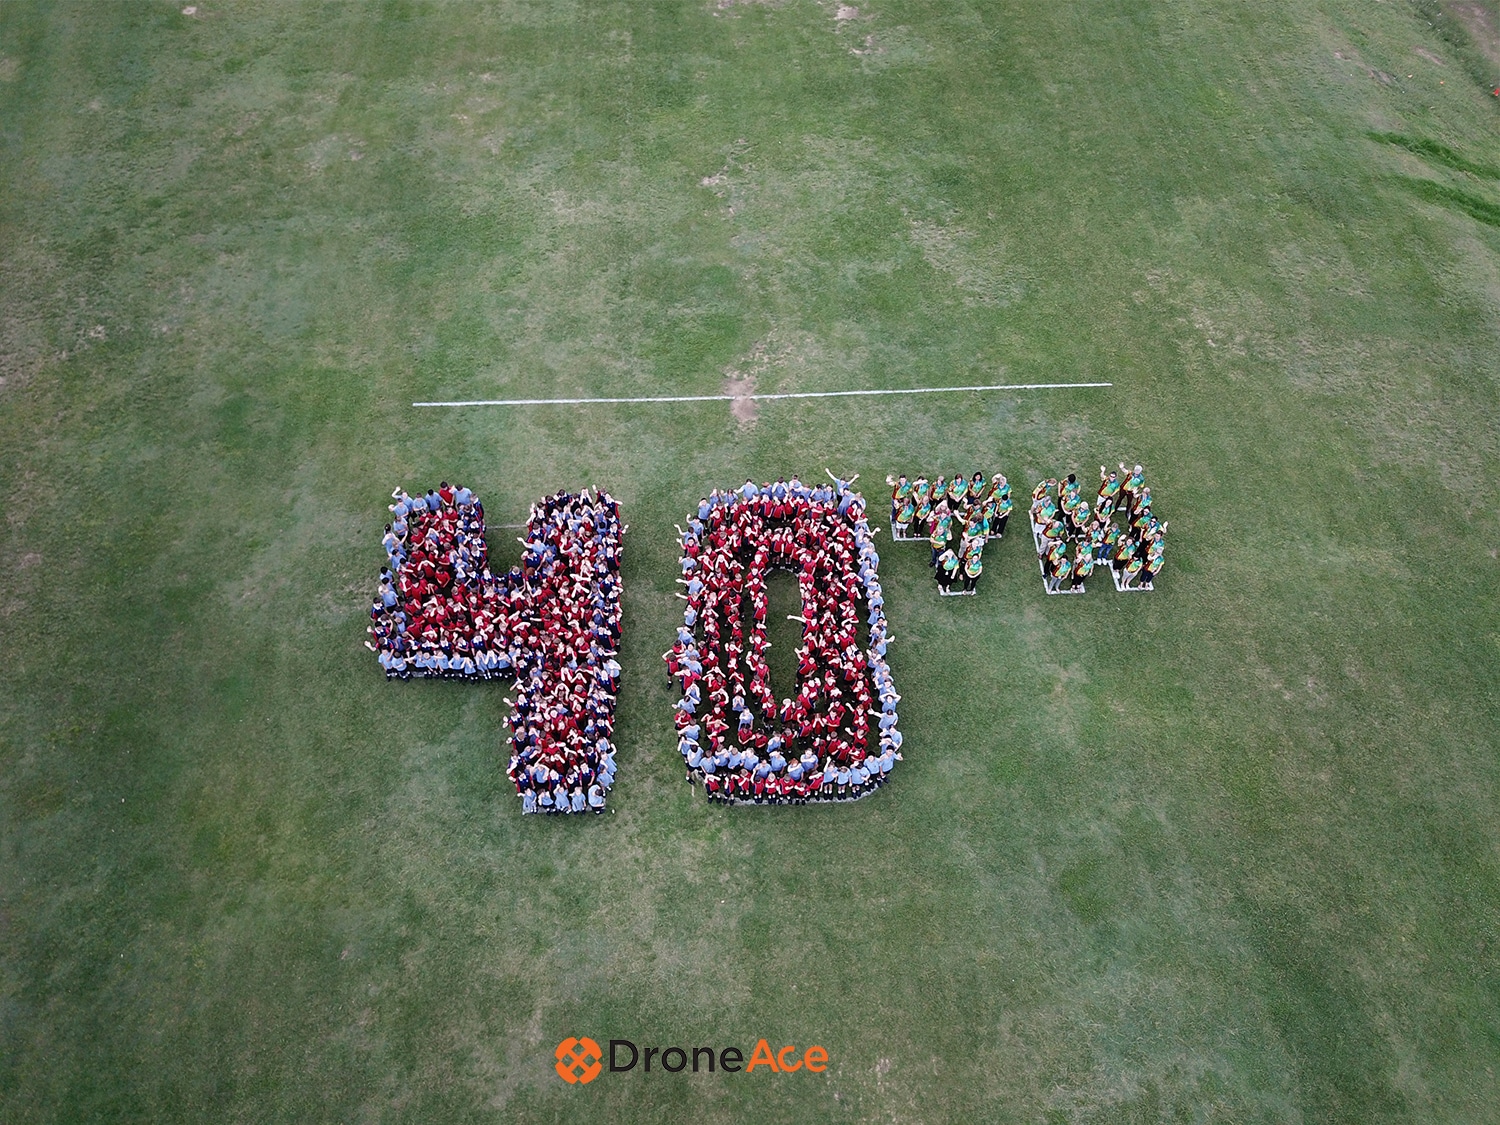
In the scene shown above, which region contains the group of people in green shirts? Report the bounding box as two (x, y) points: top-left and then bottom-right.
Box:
(886, 471), (1013, 594)
(1030, 462), (1165, 593)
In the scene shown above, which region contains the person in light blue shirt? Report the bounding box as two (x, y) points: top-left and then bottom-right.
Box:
(521, 787), (538, 814)
(570, 787), (587, 814)
(740, 479), (759, 501)
(752, 754), (770, 780)
(455, 484), (473, 507)
(587, 783), (605, 813)
(787, 758), (803, 781)
(768, 747), (786, 772)
(538, 787), (555, 812)
(850, 762), (869, 790)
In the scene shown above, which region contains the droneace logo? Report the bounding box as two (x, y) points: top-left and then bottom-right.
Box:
(554, 1038), (829, 1082)
(554, 1037), (603, 1084)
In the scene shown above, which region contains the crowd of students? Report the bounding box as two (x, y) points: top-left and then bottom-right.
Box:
(665, 474), (902, 804)
(887, 471), (1013, 594)
(1029, 463), (1165, 592)
(366, 483), (625, 814)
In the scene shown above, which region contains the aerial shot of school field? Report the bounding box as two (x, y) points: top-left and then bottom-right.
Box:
(4, 0), (1500, 1121)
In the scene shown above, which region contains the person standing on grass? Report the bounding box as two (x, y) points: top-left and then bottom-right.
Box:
(962, 548), (983, 592)
(912, 477), (934, 538)
(1047, 551), (1073, 593)
(936, 547), (960, 591)
(1120, 463), (1145, 514)
(1073, 541), (1095, 589)
(949, 472), (969, 508)
(1097, 466), (1122, 506)
(888, 474), (912, 523)
(929, 504), (949, 567)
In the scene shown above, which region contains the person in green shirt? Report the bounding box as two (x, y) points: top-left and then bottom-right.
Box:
(964, 506), (990, 542)
(968, 472), (987, 506)
(994, 481), (1012, 537)
(887, 474), (912, 523)
(1073, 541), (1094, 589)
(929, 505), (952, 566)
(949, 472), (968, 507)
(1067, 499), (1091, 538)
(913, 478), (934, 536)
(1120, 462), (1146, 514)
(1097, 466), (1122, 504)
(1130, 504), (1154, 537)
(894, 495), (916, 539)
(1142, 534), (1164, 587)
(1060, 473), (1082, 515)
(1100, 522), (1122, 560)
(935, 547), (960, 590)
(1045, 537), (1068, 579)
(1033, 491), (1059, 527)
(1087, 519), (1108, 559)
(1048, 552), (1073, 593)
(962, 547), (984, 592)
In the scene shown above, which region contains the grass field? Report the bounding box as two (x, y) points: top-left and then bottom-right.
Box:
(3, 1), (1500, 1121)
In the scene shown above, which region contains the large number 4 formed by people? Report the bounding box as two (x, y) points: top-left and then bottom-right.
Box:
(366, 483), (626, 815)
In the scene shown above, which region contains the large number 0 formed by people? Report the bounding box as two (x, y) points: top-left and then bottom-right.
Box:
(365, 485), (625, 815)
(667, 479), (902, 805)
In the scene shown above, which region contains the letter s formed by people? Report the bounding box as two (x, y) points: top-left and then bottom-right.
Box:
(670, 479), (901, 805)
(366, 486), (624, 813)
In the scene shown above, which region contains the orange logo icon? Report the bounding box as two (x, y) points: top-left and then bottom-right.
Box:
(555, 1037), (603, 1084)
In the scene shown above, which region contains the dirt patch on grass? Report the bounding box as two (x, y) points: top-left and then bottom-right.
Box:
(723, 371), (757, 425)
(0, 57), (20, 82)
(1414, 46), (1447, 66)
(1441, 2), (1500, 71)
(1333, 48), (1395, 85)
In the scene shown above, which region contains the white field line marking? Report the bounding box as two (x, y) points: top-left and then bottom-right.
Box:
(412, 381), (1111, 408)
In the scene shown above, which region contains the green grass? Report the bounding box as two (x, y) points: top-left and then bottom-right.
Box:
(2, 1), (1500, 1122)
